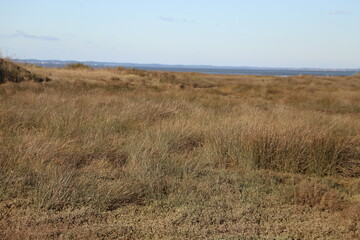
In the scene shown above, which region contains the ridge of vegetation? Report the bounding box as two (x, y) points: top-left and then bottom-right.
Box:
(0, 58), (51, 84)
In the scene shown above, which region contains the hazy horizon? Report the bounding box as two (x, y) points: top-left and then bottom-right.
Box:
(1, 0), (360, 69)
(15, 58), (360, 71)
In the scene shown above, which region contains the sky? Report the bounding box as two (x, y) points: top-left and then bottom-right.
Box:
(0, 0), (359, 68)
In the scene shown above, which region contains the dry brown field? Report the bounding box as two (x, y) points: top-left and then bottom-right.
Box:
(1, 62), (359, 239)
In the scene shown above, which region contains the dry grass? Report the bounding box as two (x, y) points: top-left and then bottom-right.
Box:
(0, 65), (359, 239)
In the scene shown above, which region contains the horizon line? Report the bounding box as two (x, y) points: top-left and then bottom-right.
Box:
(14, 58), (360, 71)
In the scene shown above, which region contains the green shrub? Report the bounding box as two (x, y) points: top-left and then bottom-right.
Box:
(65, 63), (92, 70)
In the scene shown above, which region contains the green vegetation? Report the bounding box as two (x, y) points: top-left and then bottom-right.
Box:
(0, 64), (359, 239)
(64, 62), (92, 70)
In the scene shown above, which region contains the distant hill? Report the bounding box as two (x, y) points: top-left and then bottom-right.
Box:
(15, 59), (359, 71)
(13, 59), (359, 77)
(14, 59), (257, 69)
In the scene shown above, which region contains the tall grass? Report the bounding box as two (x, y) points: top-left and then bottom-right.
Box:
(0, 66), (359, 238)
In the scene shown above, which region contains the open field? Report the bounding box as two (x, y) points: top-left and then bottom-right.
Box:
(1, 63), (360, 239)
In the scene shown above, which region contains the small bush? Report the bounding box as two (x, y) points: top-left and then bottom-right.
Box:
(126, 67), (146, 77)
(65, 63), (92, 70)
(294, 180), (345, 211)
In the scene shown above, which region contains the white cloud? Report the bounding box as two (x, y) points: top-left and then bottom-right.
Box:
(14, 31), (60, 41)
(328, 10), (351, 15)
(159, 16), (196, 24)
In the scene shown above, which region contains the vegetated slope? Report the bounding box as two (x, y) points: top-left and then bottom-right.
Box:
(0, 66), (359, 239)
(0, 58), (51, 84)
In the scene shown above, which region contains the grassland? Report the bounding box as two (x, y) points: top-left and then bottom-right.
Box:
(0, 63), (359, 239)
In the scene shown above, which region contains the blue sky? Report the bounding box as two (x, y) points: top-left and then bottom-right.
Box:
(0, 0), (359, 68)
